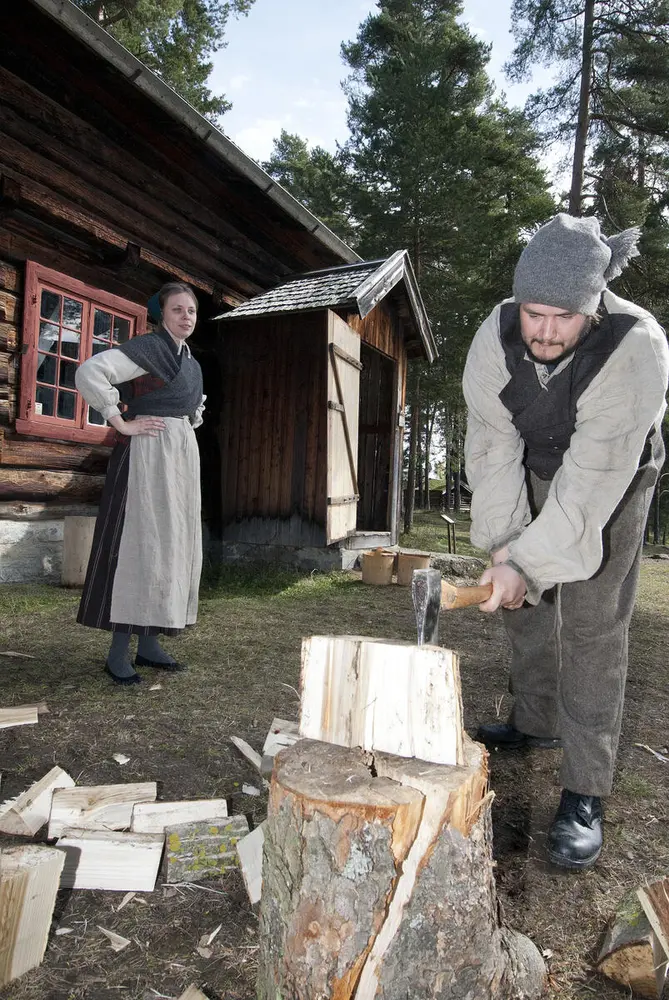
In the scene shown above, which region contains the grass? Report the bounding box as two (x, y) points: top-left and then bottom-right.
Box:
(399, 508), (484, 558)
(0, 550), (668, 1000)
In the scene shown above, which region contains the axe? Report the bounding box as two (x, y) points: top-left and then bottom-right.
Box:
(411, 568), (493, 645)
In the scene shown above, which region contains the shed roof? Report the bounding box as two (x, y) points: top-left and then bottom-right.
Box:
(217, 250), (437, 362)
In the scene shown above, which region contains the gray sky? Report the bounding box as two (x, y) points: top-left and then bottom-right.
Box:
(209, 0), (540, 163)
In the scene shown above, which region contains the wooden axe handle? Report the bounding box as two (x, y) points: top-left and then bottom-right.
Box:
(440, 580), (493, 610)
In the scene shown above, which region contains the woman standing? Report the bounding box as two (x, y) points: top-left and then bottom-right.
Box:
(75, 283), (205, 684)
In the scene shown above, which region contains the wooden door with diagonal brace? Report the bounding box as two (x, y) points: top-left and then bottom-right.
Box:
(326, 311), (361, 544)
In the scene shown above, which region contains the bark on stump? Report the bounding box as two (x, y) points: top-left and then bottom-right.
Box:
(257, 736), (545, 1000)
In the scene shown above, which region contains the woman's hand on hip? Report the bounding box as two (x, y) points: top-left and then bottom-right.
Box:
(477, 564), (527, 613)
(109, 414), (165, 437)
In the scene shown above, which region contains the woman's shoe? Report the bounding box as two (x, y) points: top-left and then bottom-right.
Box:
(134, 654), (187, 672)
(104, 662), (141, 685)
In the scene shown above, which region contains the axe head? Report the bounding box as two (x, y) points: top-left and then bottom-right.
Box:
(411, 568), (441, 646)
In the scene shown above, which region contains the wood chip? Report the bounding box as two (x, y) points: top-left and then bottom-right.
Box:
(0, 651), (35, 659)
(230, 736), (263, 772)
(242, 784), (261, 797)
(97, 926), (131, 952)
(116, 891), (136, 912)
(112, 753), (130, 765)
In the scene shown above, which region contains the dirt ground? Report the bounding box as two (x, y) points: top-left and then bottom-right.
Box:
(0, 554), (668, 1000)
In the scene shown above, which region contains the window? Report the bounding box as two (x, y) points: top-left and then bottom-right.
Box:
(17, 263), (147, 444)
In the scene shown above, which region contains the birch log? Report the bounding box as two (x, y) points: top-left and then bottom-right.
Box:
(257, 737), (545, 1000)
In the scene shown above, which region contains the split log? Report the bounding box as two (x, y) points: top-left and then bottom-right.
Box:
(597, 890), (667, 998)
(300, 636), (463, 766)
(237, 823), (265, 906)
(56, 828), (164, 891)
(165, 815), (249, 883)
(638, 879), (669, 961)
(0, 765), (75, 835)
(48, 782), (157, 838)
(0, 705), (38, 729)
(131, 798), (228, 833)
(257, 737), (545, 1000)
(0, 467), (105, 502)
(0, 845), (65, 987)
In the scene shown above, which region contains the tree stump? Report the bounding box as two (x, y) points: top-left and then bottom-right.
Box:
(257, 735), (545, 1000)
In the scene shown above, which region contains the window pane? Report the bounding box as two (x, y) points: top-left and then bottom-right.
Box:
(57, 390), (76, 421)
(88, 406), (105, 426)
(59, 358), (77, 389)
(93, 309), (112, 339)
(40, 290), (61, 322)
(92, 337), (109, 356)
(36, 353), (57, 385)
(35, 385), (55, 416)
(113, 317), (131, 343)
(38, 322), (59, 353)
(63, 297), (83, 331)
(60, 332), (80, 360)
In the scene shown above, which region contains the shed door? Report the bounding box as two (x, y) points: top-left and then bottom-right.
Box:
(326, 312), (361, 544)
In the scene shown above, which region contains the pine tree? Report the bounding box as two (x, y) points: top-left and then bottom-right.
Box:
(73, 0), (255, 120)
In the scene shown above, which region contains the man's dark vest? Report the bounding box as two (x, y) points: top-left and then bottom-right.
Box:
(498, 301), (637, 480)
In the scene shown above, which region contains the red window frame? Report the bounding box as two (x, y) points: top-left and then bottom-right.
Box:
(17, 262), (147, 444)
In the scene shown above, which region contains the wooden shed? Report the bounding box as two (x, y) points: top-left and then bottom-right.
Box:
(216, 251), (436, 568)
(0, 0), (360, 581)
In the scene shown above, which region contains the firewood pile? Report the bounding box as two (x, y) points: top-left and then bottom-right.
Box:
(0, 700), (295, 993)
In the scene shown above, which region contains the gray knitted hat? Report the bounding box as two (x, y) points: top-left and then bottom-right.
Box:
(513, 213), (641, 314)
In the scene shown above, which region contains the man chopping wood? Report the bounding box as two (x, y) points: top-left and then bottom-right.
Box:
(462, 213), (669, 870)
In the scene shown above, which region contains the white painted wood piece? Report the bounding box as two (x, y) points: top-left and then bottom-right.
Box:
(237, 822), (265, 906)
(0, 845), (66, 987)
(0, 766), (75, 835)
(299, 636), (464, 766)
(56, 828), (164, 891)
(130, 799), (228, 834)
(48, 782), (157, 839)
(0, 706), (39, 730)
(262, 718), (301, 758)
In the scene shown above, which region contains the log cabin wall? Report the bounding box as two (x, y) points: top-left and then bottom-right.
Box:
(218, 313), (329, 547)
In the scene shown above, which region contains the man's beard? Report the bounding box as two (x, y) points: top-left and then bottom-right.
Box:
(525, 316), (592, 365)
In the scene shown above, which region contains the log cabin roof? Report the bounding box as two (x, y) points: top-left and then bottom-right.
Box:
(216, 250), (438, 362)
(2, 0), (359, 308)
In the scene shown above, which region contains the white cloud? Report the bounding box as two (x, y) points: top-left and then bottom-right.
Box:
(228, 74), (251, 91)
(233, 117), (292, 161)
(294, 98), (316, 109)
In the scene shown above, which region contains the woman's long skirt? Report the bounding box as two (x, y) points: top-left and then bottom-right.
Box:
(77, 416), (202, 635)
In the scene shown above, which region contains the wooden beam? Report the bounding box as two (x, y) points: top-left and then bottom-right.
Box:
(0, 845), (65, 988)
(0, 431), (111, 473)
(0, 468), (105, 502)
(0, 500), (98, 521)
(0, 260), (21, 294)
(0, 290), (19, 324)
(0, 321), (17, 352)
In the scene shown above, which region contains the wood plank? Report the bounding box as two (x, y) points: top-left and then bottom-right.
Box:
(262, 719), (301, 758)
(299, 636), (464, 767)
(0, 706), (38, 730)
(0, 431), (111, 473)
(0, 468), (105, 502)
(237, 823), (265, 906)
(0, 500), (98, 521)
(0, 766), (75, 836)
(130, 799), (228, 834)
(56, 828), (164, 891)
(0, 845), (65, 988)
(48, 782), (157, 839)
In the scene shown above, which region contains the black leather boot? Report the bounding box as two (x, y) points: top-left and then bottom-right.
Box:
(476, 722), (562, 750)
(547, 789), (603, 869)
